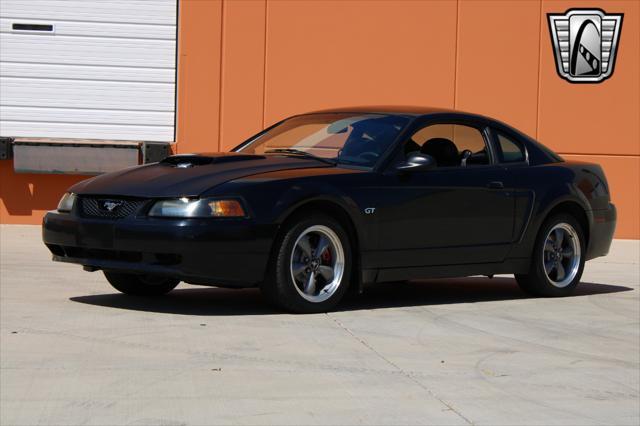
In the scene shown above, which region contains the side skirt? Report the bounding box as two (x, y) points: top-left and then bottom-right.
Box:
(365, 258), (530, 283)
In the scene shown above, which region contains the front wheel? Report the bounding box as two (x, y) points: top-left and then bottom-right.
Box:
(104, 271), (179, 296)
(515, 213), (585, 297)
(262, 214), (352, 313)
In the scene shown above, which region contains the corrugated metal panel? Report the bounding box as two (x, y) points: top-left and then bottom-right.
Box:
(1, 79), (174, 110)
(2, 121), (173, 142)
(1, 107), (173, 126)
(0, 0), (177, 25)
(0, 62), (175, 83)
(1, 33), (176, 67)
(0, 18), (175, 39)
(0, 0), (177, 142)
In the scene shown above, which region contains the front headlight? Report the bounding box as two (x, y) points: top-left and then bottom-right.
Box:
(57, 192), (76, 213)
(148, 198), (246, 218)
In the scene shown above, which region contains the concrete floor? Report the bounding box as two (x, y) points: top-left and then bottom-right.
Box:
(1, 225), (638, 426)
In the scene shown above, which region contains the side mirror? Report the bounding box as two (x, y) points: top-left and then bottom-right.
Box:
(396, 153), (436, 172)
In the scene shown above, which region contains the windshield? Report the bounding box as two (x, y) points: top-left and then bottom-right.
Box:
(236, 113), (411, 167)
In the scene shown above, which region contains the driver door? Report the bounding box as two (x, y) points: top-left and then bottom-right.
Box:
(372, 121), (515, 268)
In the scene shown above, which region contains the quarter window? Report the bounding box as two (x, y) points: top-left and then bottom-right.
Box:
(496, 132), (526, 163)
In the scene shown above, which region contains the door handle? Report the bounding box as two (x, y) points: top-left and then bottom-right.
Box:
(487, 181), (504, 189)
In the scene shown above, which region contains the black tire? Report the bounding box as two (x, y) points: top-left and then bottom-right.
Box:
(515, 213), (586, 297)
(104, 271), (179, 296)
(262, 214), (353, 313)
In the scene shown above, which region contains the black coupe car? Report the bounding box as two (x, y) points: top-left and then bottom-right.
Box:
(43, 107), (616, 313)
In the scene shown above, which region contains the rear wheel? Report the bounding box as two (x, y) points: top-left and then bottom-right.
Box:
(262, 214), (352, 313)
(104, 271), (179, 296)
(516, 213), (585, 297)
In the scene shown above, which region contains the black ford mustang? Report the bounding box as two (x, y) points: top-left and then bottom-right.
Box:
(43, 107), (616, 313)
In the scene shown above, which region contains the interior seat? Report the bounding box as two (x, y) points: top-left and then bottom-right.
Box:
(420, 138), (459, 167)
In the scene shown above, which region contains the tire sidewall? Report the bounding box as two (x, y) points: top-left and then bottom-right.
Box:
(272, 214), (352, 313)
(104, 271), (179, 296)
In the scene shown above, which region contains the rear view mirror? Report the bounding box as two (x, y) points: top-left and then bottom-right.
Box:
(396, 153), (436, 172)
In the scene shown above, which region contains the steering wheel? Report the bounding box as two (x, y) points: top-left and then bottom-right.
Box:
(460, 149), (472, 167)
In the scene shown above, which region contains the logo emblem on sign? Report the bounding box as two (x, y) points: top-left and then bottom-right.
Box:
(100, 200), (122, 212)
(548, 9), (623, 83)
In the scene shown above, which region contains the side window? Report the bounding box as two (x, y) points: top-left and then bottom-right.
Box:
(496, 132), (526, 163)
(406, 124), (489, 167)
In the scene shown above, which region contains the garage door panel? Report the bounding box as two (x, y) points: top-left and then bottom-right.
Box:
(0, 0), (177, 141)
(1, 78), (175, 110)
(0, 18), (175, 40)
(0, 121), (174, 141)
(0, 62), (174, 83)
(1, 0), (177, 26)
(1, 106), (174, 126)
(1, 33), (175, 68)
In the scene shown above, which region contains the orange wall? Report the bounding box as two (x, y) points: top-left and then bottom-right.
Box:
(1, 0), (638, 239)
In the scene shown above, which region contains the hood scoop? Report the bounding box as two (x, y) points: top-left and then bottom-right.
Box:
(161, 153), (265, 168)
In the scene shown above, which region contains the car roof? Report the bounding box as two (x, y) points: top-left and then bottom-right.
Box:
(302, 106), (507, 127)
(306, 105), (478, 118)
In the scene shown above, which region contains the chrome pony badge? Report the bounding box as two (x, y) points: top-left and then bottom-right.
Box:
(100, 200), (122, 212)
(548, 9), (623, 83)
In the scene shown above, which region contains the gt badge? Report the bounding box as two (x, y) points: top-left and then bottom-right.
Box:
(548, 9), (623, 83)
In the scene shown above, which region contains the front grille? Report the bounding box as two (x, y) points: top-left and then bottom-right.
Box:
(78, 197), (148, 219)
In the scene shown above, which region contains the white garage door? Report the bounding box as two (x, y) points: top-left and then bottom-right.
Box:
(0, 0), (177, 142)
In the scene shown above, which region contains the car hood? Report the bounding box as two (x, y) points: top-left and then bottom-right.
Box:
(69, 153), (332, 198)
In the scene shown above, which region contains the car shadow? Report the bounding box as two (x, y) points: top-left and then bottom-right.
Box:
(69, 277), (634, 316)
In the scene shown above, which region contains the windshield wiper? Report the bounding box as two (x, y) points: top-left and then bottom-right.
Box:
(265, 148), (336, 165)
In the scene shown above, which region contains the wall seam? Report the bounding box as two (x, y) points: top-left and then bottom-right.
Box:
(216, 0), (226, 152)
(175, 4), (185, 154)
(453, 0), (460, 109)
(172, 0), (180, 147)
(261, 0), (268, 128)
(535, 0), (543, 139)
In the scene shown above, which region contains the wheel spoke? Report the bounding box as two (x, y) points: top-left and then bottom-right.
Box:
(554, 228), (564, 248)
(556, 261), (566, 281)
(297, 235), (313, 257)
(544, 240), (555, 252)
(303, 271), (316, 295)
(561, 248), (574, 258)
(315, 235), (331, 257)
(544, 260), (556, 274)
(318, 265), (334, 282)
(292, 262), (307, 279)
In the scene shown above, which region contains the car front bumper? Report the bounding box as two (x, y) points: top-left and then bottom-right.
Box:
(42, 211), (278, 287)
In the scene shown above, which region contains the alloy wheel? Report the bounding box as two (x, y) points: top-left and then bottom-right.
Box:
(542, 223), (581, 288)
(290, 225), (345, 303)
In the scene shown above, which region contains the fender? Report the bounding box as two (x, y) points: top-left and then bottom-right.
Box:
(272, 186), (369, 293)
(512, 188), (593, 259)
(274, 185), (368, 250)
